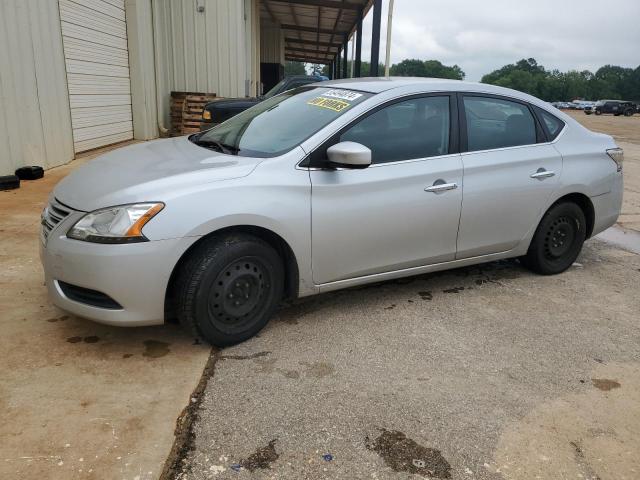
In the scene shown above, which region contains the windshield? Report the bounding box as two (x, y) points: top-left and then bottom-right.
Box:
(263, 78), (288, 99)
(193, 87), (372, 157)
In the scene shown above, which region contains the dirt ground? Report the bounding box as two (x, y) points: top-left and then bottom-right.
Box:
(0, 113), (638, 480)
(566, 110), (640, 232)
(0, 146), (211, 480)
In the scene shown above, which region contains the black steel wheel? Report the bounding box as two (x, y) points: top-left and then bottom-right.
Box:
(175, 234), (284, 346)
(207, 257), (272, 335)
(521, 202), (586, 275)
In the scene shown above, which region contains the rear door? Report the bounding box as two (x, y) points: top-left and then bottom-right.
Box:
(456, 94), (562, 259)
(309, 94), (463, 284)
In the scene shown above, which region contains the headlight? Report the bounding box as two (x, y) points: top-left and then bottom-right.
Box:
(202, 110), (212, 120)
(67, 203), (164, 244)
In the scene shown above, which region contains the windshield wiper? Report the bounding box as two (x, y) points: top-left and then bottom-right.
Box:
(192, 137), (238, 155)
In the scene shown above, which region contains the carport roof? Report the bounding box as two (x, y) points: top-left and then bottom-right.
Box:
(260, 0), (373, 65)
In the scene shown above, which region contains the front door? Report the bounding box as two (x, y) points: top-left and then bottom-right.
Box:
(309, 95), (463, 284)
(456, 94), (562, 258)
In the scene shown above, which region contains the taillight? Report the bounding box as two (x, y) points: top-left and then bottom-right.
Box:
(606, 148), (623, 172)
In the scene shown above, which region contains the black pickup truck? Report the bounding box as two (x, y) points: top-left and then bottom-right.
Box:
(585, 100), (637, 116)
(200, 75), (327, 130)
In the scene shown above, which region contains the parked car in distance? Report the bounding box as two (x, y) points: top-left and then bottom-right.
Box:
(586, 100), (637, 116)
(551, 101), (573, 110)
(41, 78), (624, 346)
(200, 75), (327, 130)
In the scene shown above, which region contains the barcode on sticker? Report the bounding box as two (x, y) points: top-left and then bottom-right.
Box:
(321, 89), (363, 101)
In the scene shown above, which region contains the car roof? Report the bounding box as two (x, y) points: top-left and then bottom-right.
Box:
(317, 76), (557, 110)
(286, 75), (324, 80)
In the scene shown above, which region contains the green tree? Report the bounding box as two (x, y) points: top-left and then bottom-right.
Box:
(390, 59), (465, 79)
(481, 58), (640, 101)
(284, 61), (306, 76)
(390, 59), (427, 76)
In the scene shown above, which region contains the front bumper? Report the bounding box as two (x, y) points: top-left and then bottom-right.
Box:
(40, 214), (197, 327)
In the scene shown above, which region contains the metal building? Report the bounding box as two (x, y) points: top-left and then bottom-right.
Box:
(0, 0), (381, 176)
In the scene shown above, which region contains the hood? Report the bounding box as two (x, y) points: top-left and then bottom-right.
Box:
(55, 136), (260, 211)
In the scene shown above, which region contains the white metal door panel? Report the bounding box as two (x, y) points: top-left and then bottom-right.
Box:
(456, 144), (562, 259)
(59, 0), (132, 153)
(310, 155), (464, 285)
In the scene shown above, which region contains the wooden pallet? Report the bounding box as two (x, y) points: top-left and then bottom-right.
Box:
(170, 91), (219, 136)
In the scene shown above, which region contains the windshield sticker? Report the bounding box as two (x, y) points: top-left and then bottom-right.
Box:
(307, 96), (351, 112)
(321, 89), (363, 101)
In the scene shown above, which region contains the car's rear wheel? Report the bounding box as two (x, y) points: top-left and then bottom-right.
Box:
(175, 234), (284, 346)
(595, 110), (602, 115)
(521, 202), (586, 275)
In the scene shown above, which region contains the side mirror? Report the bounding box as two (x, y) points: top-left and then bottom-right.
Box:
(326, 142), (372, 169)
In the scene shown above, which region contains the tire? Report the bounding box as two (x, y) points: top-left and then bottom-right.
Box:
(521, 202), (586, 275)
(0, 175), (20, 191)
(174, 234), (284, 346)
(623, 109), (633, 117)
(15, 166), (44, 180)
(595, 110), (602, 116)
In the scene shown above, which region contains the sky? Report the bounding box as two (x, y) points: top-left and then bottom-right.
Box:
(351, 0), (640, 81)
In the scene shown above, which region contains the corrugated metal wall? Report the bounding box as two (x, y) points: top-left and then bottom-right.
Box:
(0, 0), (74, 176)
(152, 0), (252, 127)
(260, 21), (284, 65)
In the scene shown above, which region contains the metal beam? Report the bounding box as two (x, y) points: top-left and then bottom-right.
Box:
(285, 37), (342, 48)
(286, 56), (328, 64)
(336, 46), (341, 79)
(286, 45), (336, 54)
(281, 24), (348, 36)
(263, 1), (279, 24)
(342, 39), (348, 78)
(370, 0), (382, 76)
(354, 10), (363, 77)
(285, 47), (335, 57)
(272, 0), (361, 10)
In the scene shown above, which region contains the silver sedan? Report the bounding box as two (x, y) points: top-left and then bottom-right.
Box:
(40, 78), (624, 346)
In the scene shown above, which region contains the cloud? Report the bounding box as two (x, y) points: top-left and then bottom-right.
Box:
(355, 0), (640, 80)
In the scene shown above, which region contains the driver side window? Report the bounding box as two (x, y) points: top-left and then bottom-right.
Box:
(340, 96), (451, 164)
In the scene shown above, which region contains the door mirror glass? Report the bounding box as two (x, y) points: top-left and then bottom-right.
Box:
(326, 141), (372, 169)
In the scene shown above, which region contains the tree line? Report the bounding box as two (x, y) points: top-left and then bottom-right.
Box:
(481, 58), (640, 102)
(285, 57), (640, 101)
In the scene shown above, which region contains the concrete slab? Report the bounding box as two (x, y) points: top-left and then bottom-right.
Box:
(0, 147), (211, 480)
(179, 241), (640, 480)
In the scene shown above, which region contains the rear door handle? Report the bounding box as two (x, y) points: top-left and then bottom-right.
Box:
(530, 168), (555, 180)
(425, 182), (458, 193)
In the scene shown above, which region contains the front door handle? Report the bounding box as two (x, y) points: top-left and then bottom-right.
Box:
(425, 181), (458, 193)
(530, 168), (555, 180)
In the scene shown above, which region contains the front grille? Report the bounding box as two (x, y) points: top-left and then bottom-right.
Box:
(41, 198), (74, 242)
(58, 281), (123, 310)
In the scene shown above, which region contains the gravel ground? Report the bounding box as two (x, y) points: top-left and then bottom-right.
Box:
(176, 239), (640, 480)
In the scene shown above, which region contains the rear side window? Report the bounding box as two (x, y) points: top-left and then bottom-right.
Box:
(536, 107), (565, 140)
(340, 96), (450, 164)
(463, 96), (536, 151)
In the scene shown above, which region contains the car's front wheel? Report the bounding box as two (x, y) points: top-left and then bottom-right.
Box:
(174, 234), (284, 346)
(521, 202), (586, 275)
